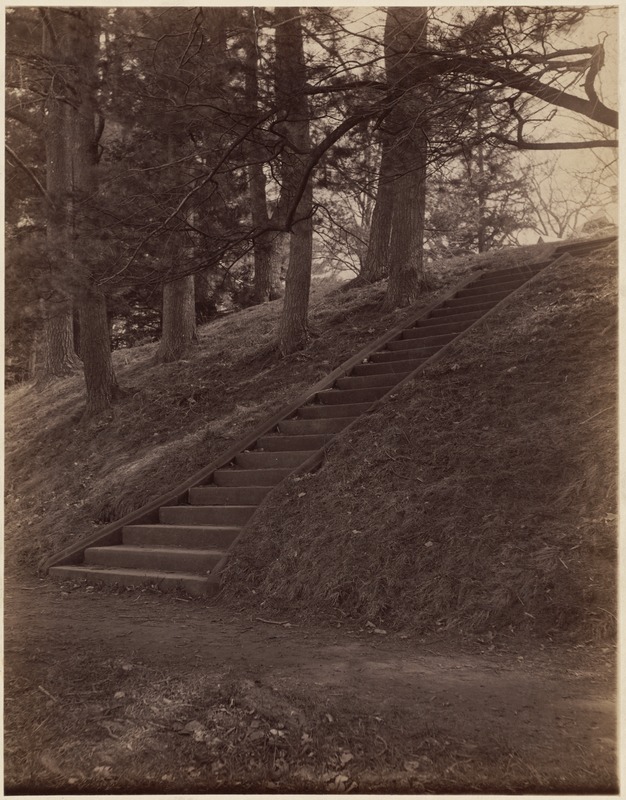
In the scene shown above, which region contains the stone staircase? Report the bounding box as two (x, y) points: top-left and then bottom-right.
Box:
(46, 236), (616, 595)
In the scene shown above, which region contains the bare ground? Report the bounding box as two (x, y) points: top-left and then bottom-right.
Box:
(5, 579), (617, 794)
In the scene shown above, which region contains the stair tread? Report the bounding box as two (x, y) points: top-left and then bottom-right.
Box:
(161, 504), (255, 511)
(88, 544), (226, 555)
(124, 522), (241, 529)
(50, 565), (209, 580)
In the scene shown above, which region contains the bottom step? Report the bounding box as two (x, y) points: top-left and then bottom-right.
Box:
(49, 564), (211, 596)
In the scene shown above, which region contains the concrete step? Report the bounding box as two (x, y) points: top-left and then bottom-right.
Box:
(159, 504), (255, 526)
(316, 386), (389, 405)
(278, 417), (355, 434)
(369, 346), (439, 363)
(187, 485), (270, 506)
(235, 450), (315, 470)
(84, 544), (225, 573)
(352, 359), (423, 376)
(335, 372), (410, 390)
(256, 433), (331, 451)
(297, 402), (372, 419)
(418, 309), (484, 327)
(402, 320), (469, 339)
(455, 281), (521, 300)
(123, 524), (240, 549)
(213, 468), (292, 486)
(386, 332), (457, 351)
(430, 299), (497, 318)
(49, 564), (209, 596)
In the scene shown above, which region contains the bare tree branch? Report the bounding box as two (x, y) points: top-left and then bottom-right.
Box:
(5, 144), (52, 205)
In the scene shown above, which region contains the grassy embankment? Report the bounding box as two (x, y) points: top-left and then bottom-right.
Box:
(223, 243), (617, 640)
(6, 242), (616, 641)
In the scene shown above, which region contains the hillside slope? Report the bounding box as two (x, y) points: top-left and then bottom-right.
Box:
(7, 252), (529, 573)
(222, 245), (617, 640)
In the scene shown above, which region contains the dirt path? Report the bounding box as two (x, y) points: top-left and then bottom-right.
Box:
(5, 579), (617, 794)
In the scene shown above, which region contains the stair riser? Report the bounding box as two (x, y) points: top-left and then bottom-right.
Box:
(335, 373), (410, 390)
(455, 283), (519, 300)
(351, 360), (423, 376)
(317, 386), (389, 405)
(256, 434), (331, 451)
(187, 486), (270, 505)
(123, 525), (240, 549)
(430, 300), (497, 318)
(49, 565), (208, 596)
(418, 309), (484, 326)
(402, 322), (468, 339)
(369, 347), (439, 363)
(236, 451), (315, 469)
(297, 403), (372, 419)
(451, 289), (512, 306)
(278, 418), (355, 434)
(213, 469), (292, 486)
(84, 547), (222, 573)
(386, 333), (457, 351)
(159, 505), (255, 525)
(473, 269), (536, 287)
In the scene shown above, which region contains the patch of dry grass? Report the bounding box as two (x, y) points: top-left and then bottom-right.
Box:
(223, 246), (617, 640)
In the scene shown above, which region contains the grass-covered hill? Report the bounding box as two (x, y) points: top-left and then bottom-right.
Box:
(6, 251), (514, 572)
(222, 244), (617, 640)
(5, 242), (617, 642)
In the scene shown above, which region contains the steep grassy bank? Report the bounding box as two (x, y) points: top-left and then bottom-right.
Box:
(222, 245), (617, 640)
(7, 251), (529, 572)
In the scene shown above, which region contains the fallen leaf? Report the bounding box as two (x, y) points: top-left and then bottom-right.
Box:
(182, 720), (207, 742)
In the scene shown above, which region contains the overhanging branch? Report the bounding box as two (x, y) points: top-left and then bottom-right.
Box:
(5, 144), (53, 205)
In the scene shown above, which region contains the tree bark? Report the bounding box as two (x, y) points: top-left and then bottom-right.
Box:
(270, 232), (289, 297)
(79, 286), (119, 417)
(278, 182), (313, 354)
(242, 9), (283, 304)
(39, 16), (81, 381)
(361, 140), (394, 283)
(154, 275), (197, 363)
(33, 297), (81, 382)
(154, 130), (198, 363)
(274, 7), (314, 356)
(382, 7), (430, 311)
(43, 8), (119, 414)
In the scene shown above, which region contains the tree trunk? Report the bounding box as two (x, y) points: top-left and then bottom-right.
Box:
(43, 8), (119, 414)
(361, 140), (395, 284)
(40, 19), (81, 381)
(384, 156), (428, 308)
(278, 182), (313, 355)
(274, 7), (313, 356)
(154, 275), (197, 363)
(242, 9), (283, 304)
(270, 232), (289, 297)
(33, 297), (81, 382)
(382, 7), (430, 311)
(79, 286), (119, 417)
